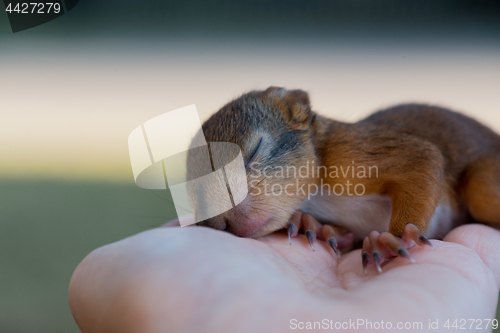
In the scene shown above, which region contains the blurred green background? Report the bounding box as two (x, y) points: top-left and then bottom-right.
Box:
(1, 1), (499, 332)
(0, 180), (177, 332)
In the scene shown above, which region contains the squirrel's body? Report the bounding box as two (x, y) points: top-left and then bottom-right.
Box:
(300, 105), (500, 241)
(187, 88), (500, 260)
(300, 190), (460, 243)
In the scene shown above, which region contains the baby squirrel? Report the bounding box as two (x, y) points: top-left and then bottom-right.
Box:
(186, 87), (500, 273)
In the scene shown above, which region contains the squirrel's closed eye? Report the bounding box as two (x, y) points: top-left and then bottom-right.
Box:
(245, 137), (263, 167)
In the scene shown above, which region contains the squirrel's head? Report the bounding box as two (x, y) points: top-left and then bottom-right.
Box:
(186, 87), (318, 238)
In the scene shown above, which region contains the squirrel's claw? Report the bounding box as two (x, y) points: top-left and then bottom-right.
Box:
(328, 238), (340, 257)
(361, 224), (434, 273)
(368, 231), (385, 273)
(287, 223), (296, 245)
(397, 248), (416, 263)
(361, 237), (372, 274)
(302, 213), (320, 251)
(305, 230), (316, 251)
(361, 252), (370, 274)
(322, 224), (342, 258)
(287, 210), (302, 245)
(285, 210), (317, 251)
(418, 235), (435, 250)
(372, 251), (383, 273)
(403, 223), (435, 250)
(286, 211), (351, 257)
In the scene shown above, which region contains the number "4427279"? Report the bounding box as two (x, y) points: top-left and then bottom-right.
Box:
(5, 2), (62, 14)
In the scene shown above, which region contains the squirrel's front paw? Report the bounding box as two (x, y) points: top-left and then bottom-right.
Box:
(287, 210), (353, 257)
(361, 223), (435, 274)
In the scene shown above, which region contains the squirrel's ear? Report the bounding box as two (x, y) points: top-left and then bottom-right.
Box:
(263, 87), (312, 126)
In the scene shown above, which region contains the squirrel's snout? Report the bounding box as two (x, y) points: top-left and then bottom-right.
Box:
(197, 204), (273, 238)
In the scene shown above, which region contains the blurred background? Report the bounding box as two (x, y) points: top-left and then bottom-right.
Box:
(1, 0), (499, 332)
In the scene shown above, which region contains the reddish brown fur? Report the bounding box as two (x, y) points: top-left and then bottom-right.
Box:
(187, 87), (500, 240)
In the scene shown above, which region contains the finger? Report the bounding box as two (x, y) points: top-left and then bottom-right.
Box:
(444, 224), (500, 287)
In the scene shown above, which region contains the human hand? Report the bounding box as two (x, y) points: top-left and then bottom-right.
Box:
(69, 223), (500, 333)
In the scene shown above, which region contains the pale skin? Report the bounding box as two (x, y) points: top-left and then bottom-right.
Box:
(69, 223), (500, 333)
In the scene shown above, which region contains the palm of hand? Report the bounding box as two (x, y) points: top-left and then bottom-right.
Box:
(69, 224), (500, 333)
